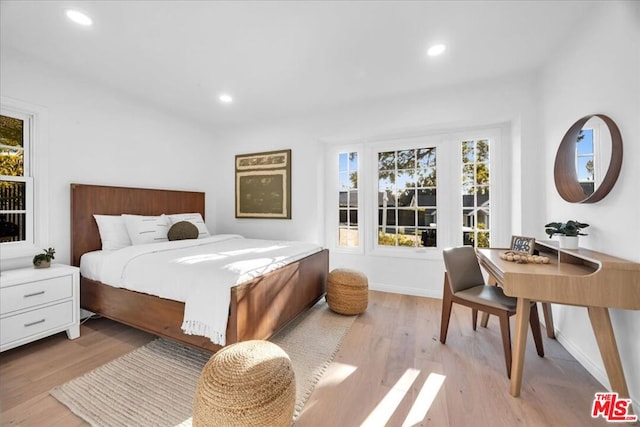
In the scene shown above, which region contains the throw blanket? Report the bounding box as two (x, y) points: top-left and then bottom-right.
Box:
(98, 235), (322, 345)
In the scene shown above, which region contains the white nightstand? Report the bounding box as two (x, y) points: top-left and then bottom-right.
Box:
(0, 264), (80, 352)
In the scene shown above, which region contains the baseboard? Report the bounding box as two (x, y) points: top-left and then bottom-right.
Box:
(368, 281), (442, 299)
(554, 329), (640, 412)
(554, 329), (609, 388)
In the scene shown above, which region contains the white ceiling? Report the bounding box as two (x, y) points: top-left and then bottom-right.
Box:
(1, 1), (599, 129)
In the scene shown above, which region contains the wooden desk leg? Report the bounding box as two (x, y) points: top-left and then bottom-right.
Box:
(587, 307), (633, 414)
(541, 302), (556, 339)
(480, 274), (498, 328)
(510, 297), (531, 397)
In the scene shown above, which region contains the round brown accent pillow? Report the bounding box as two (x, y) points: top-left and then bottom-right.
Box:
(167, 221), (199, 241)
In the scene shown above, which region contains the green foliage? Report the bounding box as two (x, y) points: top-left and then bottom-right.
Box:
(378, 231), (417, 247)
(33, 247), (55, 266)
(349, 171), (358, 188)
(462, 139), (489, 194)
(378, 231), (396, 246)
(0, 116), (23, 146)
(1, 115), (25, 180)
(585, 160), (594, 180)
(377, 148), (436, 190)
(544, 220), (589, 237)
(476, 233), (490, 248)
(467, 223), (490, 248)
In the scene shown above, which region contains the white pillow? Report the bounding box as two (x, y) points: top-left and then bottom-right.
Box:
(123, 214), (169, 245)
(93, 214), (132, 251)
(165, 213), (210, 238)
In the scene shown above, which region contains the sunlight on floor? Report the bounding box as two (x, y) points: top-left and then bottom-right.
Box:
(318, 361), (358, 387)
(402, 373), (446, 427)
(361, 369), (446, 427)
(174, 417), (191, 427)
(361, 368), (421, 426)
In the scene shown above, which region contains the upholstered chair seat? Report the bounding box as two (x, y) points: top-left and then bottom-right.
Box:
(455, 285), (518, 311)
(439, 246), (544, 378)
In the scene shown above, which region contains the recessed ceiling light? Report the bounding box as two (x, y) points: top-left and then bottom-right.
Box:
(218, 94), (233, 104)
(66, 9), (93, 26)
(427, 44), (446, 57)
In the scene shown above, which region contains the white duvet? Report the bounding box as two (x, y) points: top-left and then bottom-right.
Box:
(94, 234), (322, 345)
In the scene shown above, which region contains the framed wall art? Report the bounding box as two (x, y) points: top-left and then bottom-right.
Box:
(235, 149), (291, 219)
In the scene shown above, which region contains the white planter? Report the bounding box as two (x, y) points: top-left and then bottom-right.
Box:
(558, 236), (579, 249)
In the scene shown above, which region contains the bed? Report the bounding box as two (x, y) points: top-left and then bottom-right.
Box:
(70, 183), (328, 353)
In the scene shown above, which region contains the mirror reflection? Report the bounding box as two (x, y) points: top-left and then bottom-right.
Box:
(576, 116), (612, 197)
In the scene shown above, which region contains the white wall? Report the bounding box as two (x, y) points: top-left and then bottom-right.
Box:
(214, 73), (541, 298)
(0, 48), (218, 269)
(540, 1), (640, 405)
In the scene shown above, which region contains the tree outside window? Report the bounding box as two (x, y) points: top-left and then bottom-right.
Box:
(0, 114), (28, 243)
(462, 139), (490, 248)
(377, 147), (437, 248)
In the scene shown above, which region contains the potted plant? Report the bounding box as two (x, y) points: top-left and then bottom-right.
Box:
(544, 221), (589, 249)
(33, 247), (55, 268)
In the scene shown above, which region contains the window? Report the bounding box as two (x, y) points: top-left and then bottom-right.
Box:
(576, 128), (595, 195)
(377, 147), (437, 248)
(0, 111), (32, 244)
(327, 126), (505, 257)
(462, 139), (490, 248)
(338, 152), (359, 247)
(1, 97), (48, 258)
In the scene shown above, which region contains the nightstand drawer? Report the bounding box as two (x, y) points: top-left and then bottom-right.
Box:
(0, 275), (73, 315)
(0, 301), (73, 346)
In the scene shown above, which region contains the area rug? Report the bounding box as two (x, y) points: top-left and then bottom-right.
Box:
(50, 300), (356, 427)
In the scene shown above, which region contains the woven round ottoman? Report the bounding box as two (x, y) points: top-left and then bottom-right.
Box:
(192, 340), (296, 427)
(327, 268), (368, 315)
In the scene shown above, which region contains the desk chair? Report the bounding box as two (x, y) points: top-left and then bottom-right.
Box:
(439, 246), (544, 378)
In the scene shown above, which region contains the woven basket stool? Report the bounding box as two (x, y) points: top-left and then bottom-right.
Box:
(192, 340), (296, 427)
(327, 268), (368, 315)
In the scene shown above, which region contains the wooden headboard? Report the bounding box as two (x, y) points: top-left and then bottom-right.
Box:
(70, 184), (205, 267)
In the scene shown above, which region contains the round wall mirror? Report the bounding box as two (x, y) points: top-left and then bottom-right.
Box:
(554, 114), (623, 203)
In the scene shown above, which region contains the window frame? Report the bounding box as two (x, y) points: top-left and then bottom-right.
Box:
(325, 143), (364, 254)
(1, 96), (50, 260)
(325, 126), (508, 260)
(461, 137), (491, 248)
(452, 127), (507, 248)
(337, 151), (360, 249)
(576, 127), (595, 184)
(368, 133), (452, 259)
(576, 121), (608, 192)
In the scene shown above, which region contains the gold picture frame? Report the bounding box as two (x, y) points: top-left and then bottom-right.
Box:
(510, 235), (536, 255)
(235, 149), (291, 219)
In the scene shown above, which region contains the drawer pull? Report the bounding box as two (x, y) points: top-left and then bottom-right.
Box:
(24, 319), (46, 327)
(24, 291), (46, 298)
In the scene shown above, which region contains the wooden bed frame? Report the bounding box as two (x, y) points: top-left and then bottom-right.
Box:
(70, 183), (328, 353)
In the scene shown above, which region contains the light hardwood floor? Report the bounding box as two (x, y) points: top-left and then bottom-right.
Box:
(0, 291), (622, 426)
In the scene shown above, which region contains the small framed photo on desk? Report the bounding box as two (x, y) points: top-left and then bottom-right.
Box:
(510, 235), (536, 255)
